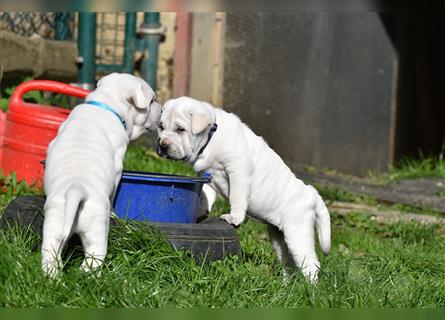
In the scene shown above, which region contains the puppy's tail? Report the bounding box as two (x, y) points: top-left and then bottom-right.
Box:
(62, 183), (87, 243)
(313, 188), (331, 256)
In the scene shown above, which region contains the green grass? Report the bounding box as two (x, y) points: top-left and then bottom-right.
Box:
(1, 145), (445, 307)
(123, 144), (195, 176)
(369, 149), (445, 184)
(0, 171), (42, 213)
(388, 153), (445, 180)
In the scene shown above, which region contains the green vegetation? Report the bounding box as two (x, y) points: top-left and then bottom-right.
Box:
(123, 145), (195, 176)
(388, 152), (445, 180)
(0, 171), (41, 212)
(0, 76), (72, 112)
(368, 149), (445, 184)
(0, 145), (444, 307)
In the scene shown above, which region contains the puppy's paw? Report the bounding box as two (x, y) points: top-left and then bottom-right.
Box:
(302, 264), (319, 285)
(80, 258), (104, 276)
(42, 264), (61, 280)
(42, 259), (62, 280)
(220, 212), (245, 227)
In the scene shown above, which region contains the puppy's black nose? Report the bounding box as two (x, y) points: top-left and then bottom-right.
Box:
(157, 140), (169, 156)
(159, 141), (168, 151)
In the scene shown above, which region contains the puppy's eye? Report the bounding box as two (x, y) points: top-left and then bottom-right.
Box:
(176, 127), (186, 133)
(159, 123), (164, 131)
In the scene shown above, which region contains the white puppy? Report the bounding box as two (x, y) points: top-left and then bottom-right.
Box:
(157, 96), (331, 283)
(42, 73), (161, 277)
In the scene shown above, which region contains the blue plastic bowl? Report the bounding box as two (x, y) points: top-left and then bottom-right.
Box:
(113, 170), (211, 223)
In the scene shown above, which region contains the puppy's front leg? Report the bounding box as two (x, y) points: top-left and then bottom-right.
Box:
(220, 159), (251, 227)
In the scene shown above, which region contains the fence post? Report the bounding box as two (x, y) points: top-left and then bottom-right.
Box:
(77, 13), (97, 90)
(54, 13), (71, 41)
(123, 13), (137, 74)
(139, 13), (165, 91)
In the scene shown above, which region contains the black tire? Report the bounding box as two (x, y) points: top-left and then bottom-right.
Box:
(0, 195), (45, 237)
(149, 217), (240, 261)
(1, 195), (240, 261)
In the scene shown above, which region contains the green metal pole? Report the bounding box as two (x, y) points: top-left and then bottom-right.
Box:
(123, 13), (137, 74)
(77, 12), (96, 90)
(55, 13), (71, 41)
(140, 12), (162, 90)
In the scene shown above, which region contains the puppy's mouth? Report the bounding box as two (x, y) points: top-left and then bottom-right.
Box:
(156, 141), (188, 161)
(156, 141), (169, 158)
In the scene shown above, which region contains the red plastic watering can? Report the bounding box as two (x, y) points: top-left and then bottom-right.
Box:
(0, 80), (90, 187)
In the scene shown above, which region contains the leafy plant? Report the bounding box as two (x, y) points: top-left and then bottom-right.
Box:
(0, 76), (72, 112)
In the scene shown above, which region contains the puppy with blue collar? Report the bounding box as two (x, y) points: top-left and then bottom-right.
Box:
(157, 96), (331, 283)
(42, 73), (161, 277)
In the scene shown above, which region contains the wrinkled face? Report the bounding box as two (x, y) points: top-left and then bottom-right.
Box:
(157, 97), (214, 163)
(96, 73), (161, 140)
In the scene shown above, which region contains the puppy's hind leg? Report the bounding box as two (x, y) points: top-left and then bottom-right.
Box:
(41, 204), (66, 278)
(267, 224), (295, 283)
(282, 210), (320, 284)
(77, 202), (110, 273)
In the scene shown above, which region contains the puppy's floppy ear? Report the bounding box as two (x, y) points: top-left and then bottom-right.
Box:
(127, 84), (152, 110)
(145, 101), (162, 131)
(189, 112), (212, 135)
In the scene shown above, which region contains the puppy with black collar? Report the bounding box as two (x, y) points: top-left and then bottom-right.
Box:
(157, 96), (331, 283)
(42, 73), (161, 277)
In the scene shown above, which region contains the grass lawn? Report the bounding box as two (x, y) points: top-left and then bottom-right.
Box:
(0, 144), (445, 307)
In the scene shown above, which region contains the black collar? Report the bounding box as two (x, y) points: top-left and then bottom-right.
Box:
(197, 123), (218, 157)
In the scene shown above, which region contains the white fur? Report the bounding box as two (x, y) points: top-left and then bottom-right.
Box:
(42, 73), (161, 277)
(158, 96), (331, 283)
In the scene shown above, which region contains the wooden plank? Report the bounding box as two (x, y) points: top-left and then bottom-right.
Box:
(189, 13), (216, 103)
(329, 201), (445, 225)
(211, 12), (225, 107)
(172, 13), (193, 97)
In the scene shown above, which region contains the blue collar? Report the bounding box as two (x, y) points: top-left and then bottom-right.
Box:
(85, 100), (126, 129)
